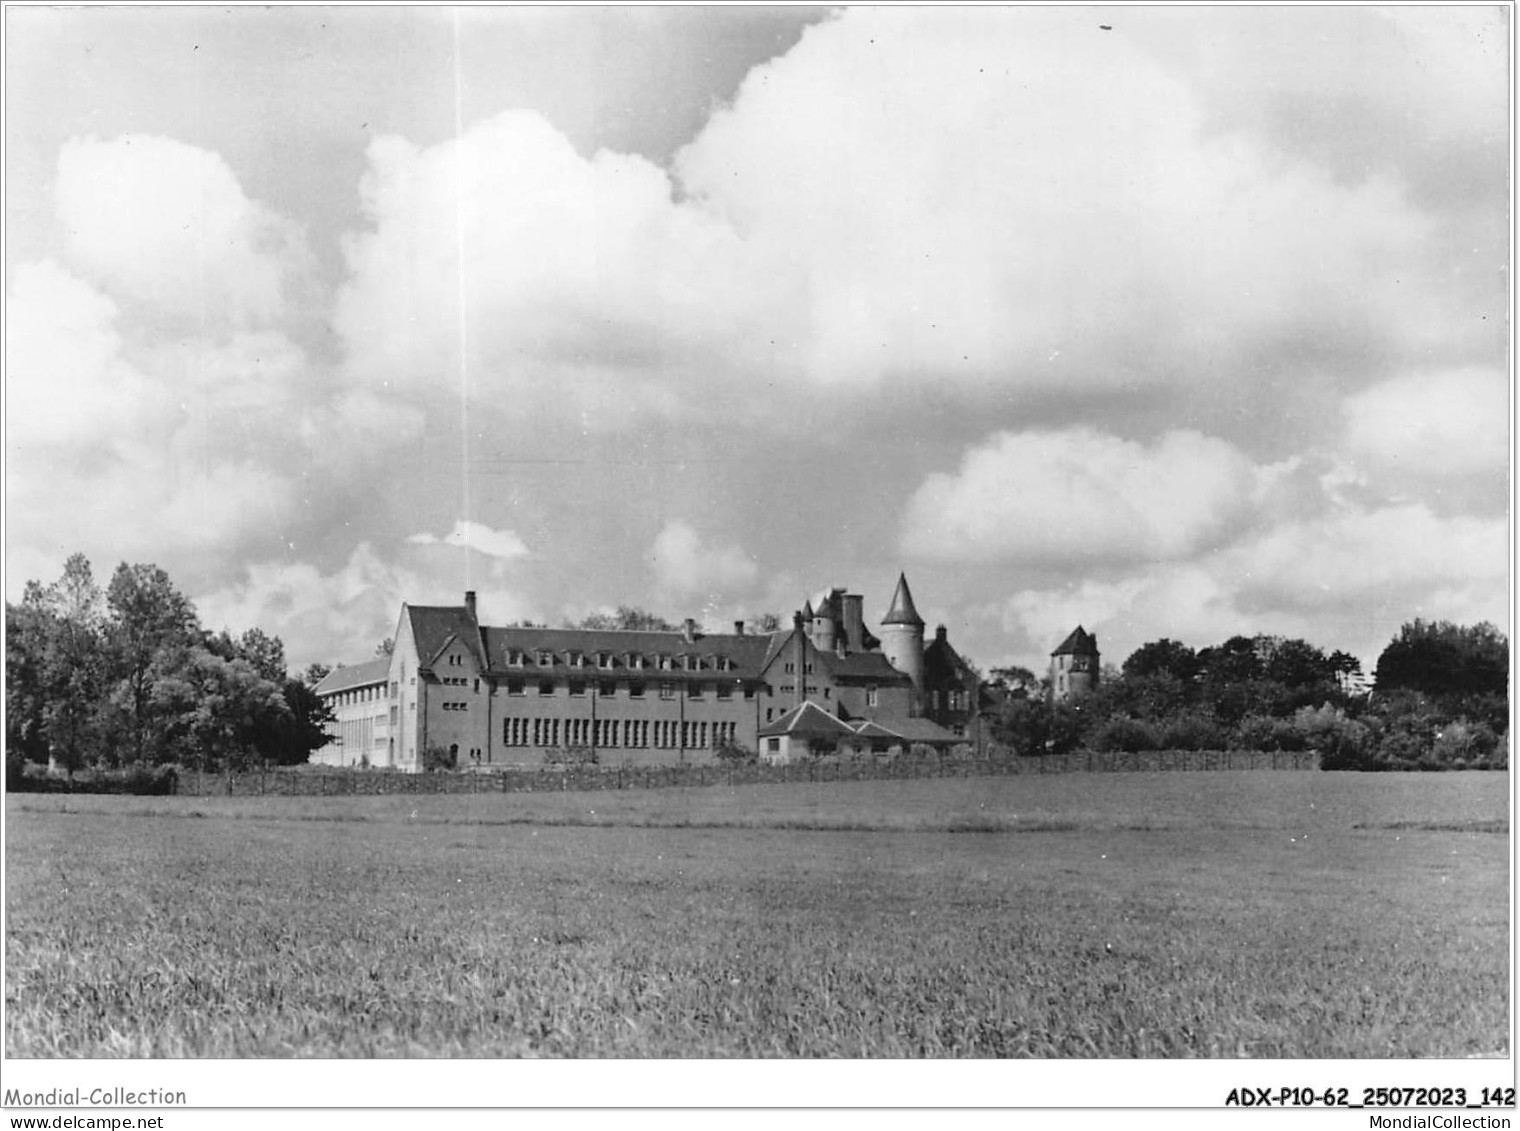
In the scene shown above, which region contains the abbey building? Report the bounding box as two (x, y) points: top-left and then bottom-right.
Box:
(315, 574), (986, 770)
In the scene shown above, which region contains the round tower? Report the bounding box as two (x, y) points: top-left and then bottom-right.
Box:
(880, 573), (926, 712)
(1050, 626), (1100, 701)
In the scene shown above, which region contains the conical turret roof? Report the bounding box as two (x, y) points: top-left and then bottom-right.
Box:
(881, 573), (924, 627)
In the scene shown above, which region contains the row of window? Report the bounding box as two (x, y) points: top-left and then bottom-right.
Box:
(502, 717), (739, 750)
(504, 649), (736, 673)
(329, 685), (385, 707)
(331, 715), (388, 750)
(503, 678), (752, 701)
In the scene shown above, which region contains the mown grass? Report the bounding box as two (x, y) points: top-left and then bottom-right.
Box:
(5, 772), (1508, 1057)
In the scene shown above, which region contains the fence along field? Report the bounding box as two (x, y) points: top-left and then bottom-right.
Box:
(5, 771), (1508, 1057)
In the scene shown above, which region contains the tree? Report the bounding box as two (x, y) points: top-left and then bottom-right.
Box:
(574, 606), (679, 632)
(1122, 638), (1200, 684)
(8, 555), (109, 773)
(150, 647), (290, 771)
(1374, 620), (1508, 701)
(103, 562), (201, 764)
(205, 626), (287, 684)
(266, 679), (335, 766)
(986, 665), (1041, 697)
(303, 662), (333, 689)
(375, 638), (394, 658)
(747, 612), (783, 634)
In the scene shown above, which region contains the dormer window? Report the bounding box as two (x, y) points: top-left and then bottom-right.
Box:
(597, 652), (615, 670)
(628, 653), (647, 670)
(568, 651), (585, 669)
(683, 655), (700, 672)
(658, 655), (673, 671)
(507, 649), (525, 667)
(716, 656), (733, 672)
(537, 650), (554, 666)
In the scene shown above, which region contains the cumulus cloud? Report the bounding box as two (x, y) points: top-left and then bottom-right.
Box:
(57, 134), (315, 329)
(650, 520), (759, 599)
(995, 502), (1508, 674)
(196, 542), (539, 669)
(408, 520), (530, 561)
(1342, 369), (1508, 481)
(902, 429), (1264, 566)
(675, 7), (1474, 395)
(335, 112), (780, 412)
(5, 260), (302, 567)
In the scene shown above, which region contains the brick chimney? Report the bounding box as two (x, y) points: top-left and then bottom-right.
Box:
(842, 593), (864, 653)
(734, 620), (745, 635)
(464, 591), (477, 621)
(682, 618), (698, 644)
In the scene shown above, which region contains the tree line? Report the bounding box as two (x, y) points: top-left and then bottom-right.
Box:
(983, 622), (1508, 770)
(6, 554), (333, 776)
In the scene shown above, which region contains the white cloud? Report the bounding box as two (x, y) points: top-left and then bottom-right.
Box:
(408, 520), (530, 561)
(650, 520), (759, 600)
(995, 502), (1508, 674)
(1342, 369), (1508, 480)
(57, 134), (314, 329)
(902, 429), (1263, 566)
(195, 542), (536, 669)
(675, 7), (1460, 393)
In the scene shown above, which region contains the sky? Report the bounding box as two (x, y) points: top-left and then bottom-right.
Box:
(4, 5), (1511, 678)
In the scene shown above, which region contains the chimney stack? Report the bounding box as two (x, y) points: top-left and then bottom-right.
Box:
(734, 620), (745, 635)
(682, 618), (698, 644)
(842, 593), (864, 652)
(464, 591), (477, 621)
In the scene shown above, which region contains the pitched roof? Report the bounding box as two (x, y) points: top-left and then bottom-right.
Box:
(924, 633), (977, 689)
(850, 719), (904, 740)
(1051, 625), (1099, 657)
(314, 657), (390, 696)
(758, 700), (859, 739)
(479, 624), (775, 680)
(406, 605), (487, 670)
(881, 573), (924, 627)
(867, 714), (961, 744)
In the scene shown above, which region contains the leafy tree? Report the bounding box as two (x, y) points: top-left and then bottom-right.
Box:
(574, 606), (679, 632)
(1122, 638), (1200, 684)
(375, 638), (394, 657)
(1374, 620), (1507, 702)
(267, 679), (336, 766)
(986, 665), (1042, 697)
(205, 626), (288, 684)
(747, 612), (783, 634)
(150, 647), (290, 771)
(103, 562), (200, 764)
(7, 555), (109, 773)
(303, 662), (333, 689)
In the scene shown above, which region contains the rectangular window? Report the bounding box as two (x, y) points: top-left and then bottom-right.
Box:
(767, 737), (780, 752)
(629, 681), (645, 699)
(538, 679), (555, 696)
(867, 686), (879, 707)
(507, 678), (525, 695)
(717, 684), (732, 700)
(743, 686), (755, 700)
(688, 682), (704, 699)
(568, 680), (586, 697)
(598, 680), (616, 697)
(390, 706), (398, 725)
(659, 682), (675, 700)
(784, 662), (795, 674)
(598, 653), (614, 670)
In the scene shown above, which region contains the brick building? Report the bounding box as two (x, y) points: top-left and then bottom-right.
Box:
(315, 574), (980, 770)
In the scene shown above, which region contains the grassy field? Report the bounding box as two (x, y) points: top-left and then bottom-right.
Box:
(4, 771), (1509, 1057)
